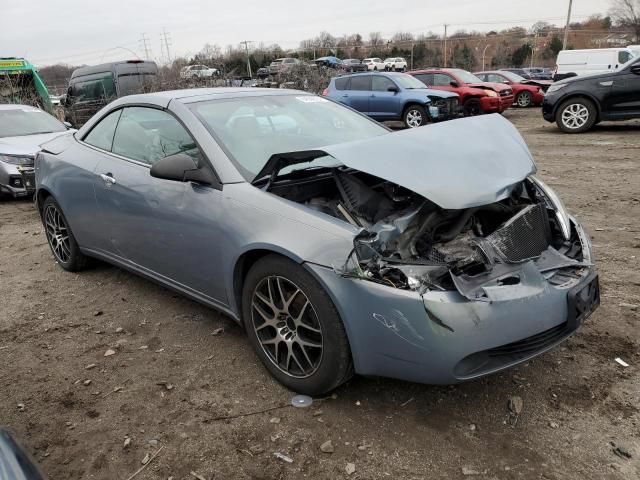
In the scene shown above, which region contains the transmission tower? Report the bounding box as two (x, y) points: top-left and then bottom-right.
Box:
(161, 28), (173, 64)
(139, 33), (152, 60)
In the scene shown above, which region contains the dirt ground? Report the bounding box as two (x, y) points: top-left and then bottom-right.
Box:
(1, 109), (639, 480)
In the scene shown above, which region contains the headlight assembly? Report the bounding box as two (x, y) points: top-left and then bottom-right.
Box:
(0, 154), (34, 166)
(485, 90), (498, 97)
(546, 83), (567, 93)
(528, 176), (571, 241)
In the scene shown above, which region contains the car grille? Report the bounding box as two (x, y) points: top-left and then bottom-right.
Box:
(486, 203), (551, 263)
(487, 322), (570, 359)
(454, 320), (575, 378)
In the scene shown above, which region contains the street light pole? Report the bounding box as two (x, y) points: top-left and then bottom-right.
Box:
(562, 0), (573, 50)
(482, 44), (490, 70)
(443, 24), (449, 67)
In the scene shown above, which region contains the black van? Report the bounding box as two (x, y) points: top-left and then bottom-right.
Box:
(63, 60), (157, 127)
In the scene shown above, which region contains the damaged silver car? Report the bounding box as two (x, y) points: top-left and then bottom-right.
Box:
(35, 89), (600, 395)
(0, 104), (72, 198)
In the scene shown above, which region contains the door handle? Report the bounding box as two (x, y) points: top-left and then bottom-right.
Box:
(341, 94), (349, 97)
(99, 173), (116, 185)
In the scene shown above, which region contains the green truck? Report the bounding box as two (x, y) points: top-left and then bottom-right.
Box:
(0, 57), (53, 113)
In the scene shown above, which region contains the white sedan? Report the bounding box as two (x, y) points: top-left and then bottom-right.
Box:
(180, 65), (219, 79)
(362, 58), (386, 71)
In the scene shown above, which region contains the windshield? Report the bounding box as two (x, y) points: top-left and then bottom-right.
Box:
(393, 74), (428, 89)
(117, 73), (156, 96)
(450, 69), (483, 84)
(190, 95), (388, 180)
(500, 71), (525, 82)
(622, 53), (640, 69)
(0, 107), (66, 138)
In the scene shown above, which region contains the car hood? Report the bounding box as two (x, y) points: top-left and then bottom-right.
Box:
(0, 131), (74, 156)
(467, 82), (509, 92)
(419, 88), (459, 99)
(556, 71), (617, 85)
(257, 114), (536, 210)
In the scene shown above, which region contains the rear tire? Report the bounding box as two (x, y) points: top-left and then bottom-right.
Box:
(555, 98), (597, 133)
(242, 255), (353, 395)
(403, 105), (428, 128)
(41, 196), (89, 272)
(463, 98), (482, 116)
(516, 91), (532, 108)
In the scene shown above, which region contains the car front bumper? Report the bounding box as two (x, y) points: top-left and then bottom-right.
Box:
(480, 96), (513, 113)
(306, 248), (599, 385)
(0, 166), (36, 198)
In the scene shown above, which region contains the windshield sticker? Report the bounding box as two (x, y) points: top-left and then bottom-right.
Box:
(296, 96), (328, 103)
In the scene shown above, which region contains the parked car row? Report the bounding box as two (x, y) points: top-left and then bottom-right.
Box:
(264, 57), (409, 75)
(324, 71), (460, 128)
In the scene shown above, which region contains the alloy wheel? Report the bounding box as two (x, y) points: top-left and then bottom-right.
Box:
(251, 276), (323, 378)
(405, 109), (423, 128)
(517, 92), (532, 107)
(44, 204), (71, 264)
(561, 103), (590, 129)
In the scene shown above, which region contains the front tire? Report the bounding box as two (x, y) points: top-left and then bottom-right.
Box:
(403, 105), (427, 128)
(555, 98), (597, 133)
(41, 196), (89, 271)
(463, 98), (482, 116)
(516, 91), (532, 108)
(242, 255), (353, 395)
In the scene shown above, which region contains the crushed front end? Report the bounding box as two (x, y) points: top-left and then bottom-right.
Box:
(0, 154), (36, 198)
(268, 164), (599, 383)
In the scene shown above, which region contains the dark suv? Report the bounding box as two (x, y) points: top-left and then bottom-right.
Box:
(542, 56), (640, 133)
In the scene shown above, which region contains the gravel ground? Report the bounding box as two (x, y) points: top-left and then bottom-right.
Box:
(1, 109), (639, 480)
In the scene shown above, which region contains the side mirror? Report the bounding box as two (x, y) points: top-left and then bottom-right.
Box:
(630, 64), (640, 75)
(387, 85), (400, 93)
(150, 153), (217, 185)
(449, 81), (459, 88)
(63, 121), (73, 128)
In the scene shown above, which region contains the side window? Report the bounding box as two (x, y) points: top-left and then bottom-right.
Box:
(350, 75), (371, 91)
(414, 73), (433, 86)
(488, 74), (507, 83)
(432, 73), (453, 86)
(111, 107), (200, 166)
(619, 51), (631, 64)
(475, 74), (487, 81)
(334, 77), (350, 90)
(372, 76), (396, 91)
(83, 109), (122, 151)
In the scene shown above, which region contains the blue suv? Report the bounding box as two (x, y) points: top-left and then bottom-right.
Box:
(323, 72), (460, 128)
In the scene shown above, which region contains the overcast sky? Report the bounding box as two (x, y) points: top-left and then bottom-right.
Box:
(3, 0), (610, 66)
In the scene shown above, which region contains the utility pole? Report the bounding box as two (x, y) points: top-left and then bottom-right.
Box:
(443, 24), (449, 67)
(241, 40), (253, 78)
(562, 0), (573, 50)
(140, 33), (151, 60)
(161, 28), (172, 64)
(410, 43), (414, 70)
(530, 32), (538, 68)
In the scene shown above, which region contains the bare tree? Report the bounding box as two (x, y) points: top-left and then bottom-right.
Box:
(610, 0), (640, 41)
(369, 32), (384, 47)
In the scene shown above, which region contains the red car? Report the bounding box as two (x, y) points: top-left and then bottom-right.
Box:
(408, 68), (514, 116)
(474, 70), (552, 107)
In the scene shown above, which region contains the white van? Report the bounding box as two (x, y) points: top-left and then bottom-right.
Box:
(554, 48), (636, 79)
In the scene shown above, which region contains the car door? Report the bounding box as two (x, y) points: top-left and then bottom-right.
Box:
(369, 75), (400, 118)
(92, 105), (227, 303)
(345, 75), (372, 114)
(431, 72), (457, 93)
(602, 61), (640, 116)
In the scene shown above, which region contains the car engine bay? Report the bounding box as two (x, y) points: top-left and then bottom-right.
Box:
(267, 166), (591, 296)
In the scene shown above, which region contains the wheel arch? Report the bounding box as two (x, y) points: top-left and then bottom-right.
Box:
(35, 187), (54, 214)
(231, 246), (305, 319)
